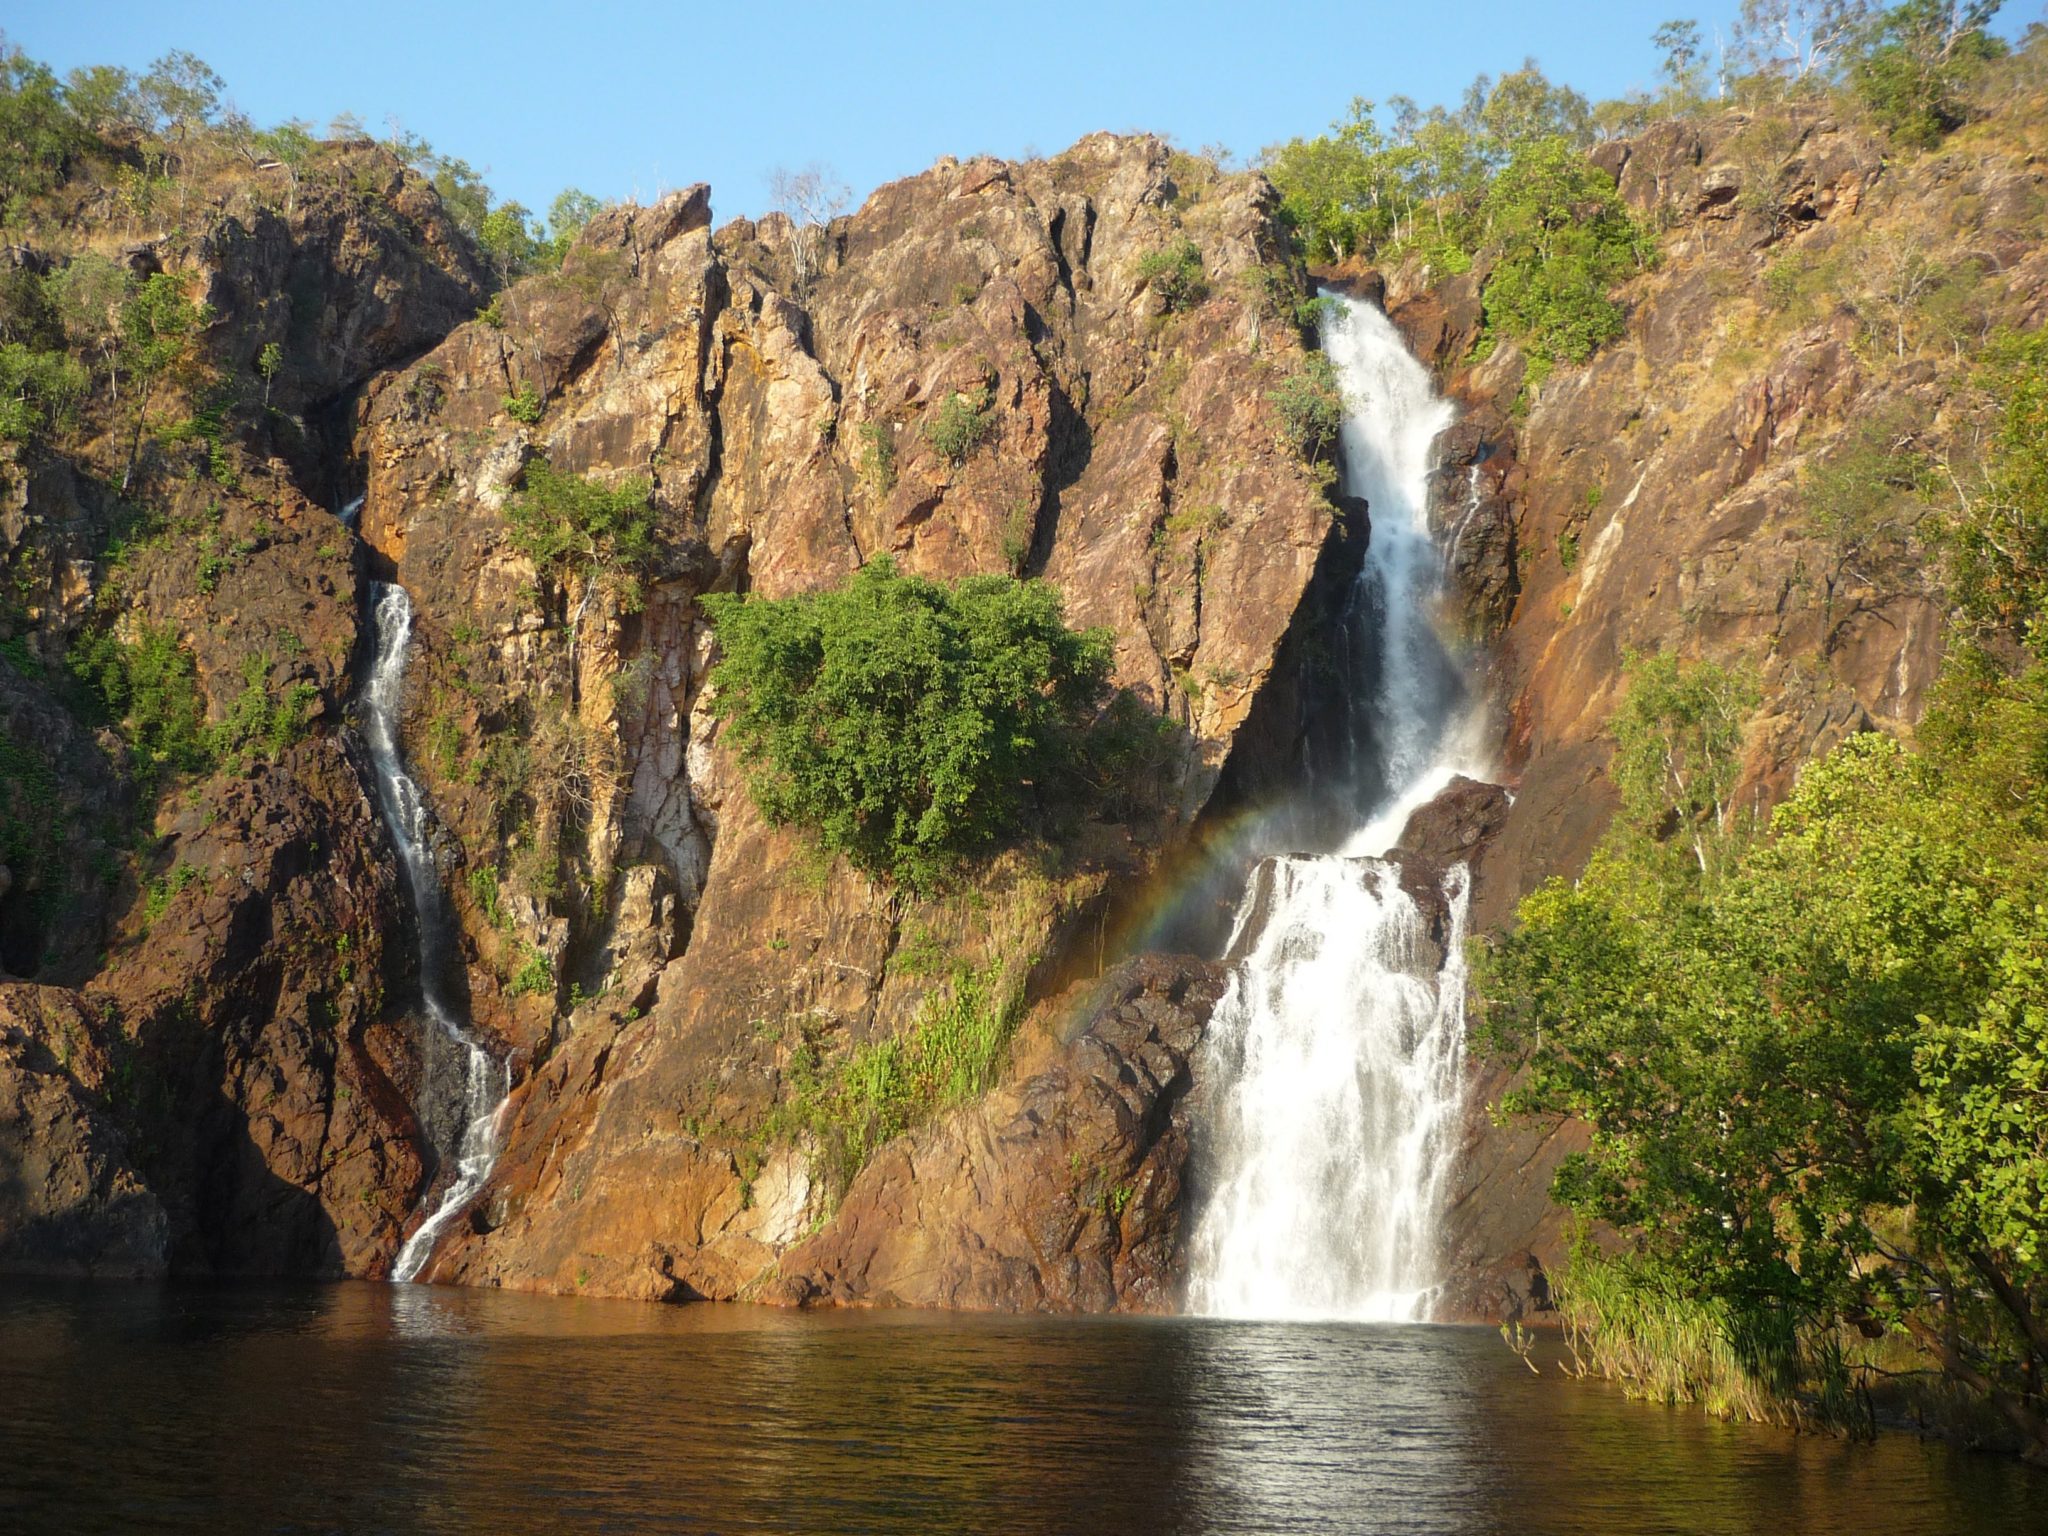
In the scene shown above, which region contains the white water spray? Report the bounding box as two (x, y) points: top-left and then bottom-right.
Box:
(1188, 296), (1488, 1321)
(362, 582), (511, 1283)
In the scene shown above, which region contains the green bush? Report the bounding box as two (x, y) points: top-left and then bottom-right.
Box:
(857, 419), (896, 494)
(501, 385), (544, 424)
(1852, 1), (2005, 150)
(761, 960), (1025, 1197)
(1135, 237), (1209, 312)
(923, 386), (996, 466)
(66, 621), (210, 781)
(503, 458), (656, 607)
(1478, 136), (1651, 374)
(703, 558), (1112, 889)
(1267, 353), (1346, 460)
(0, 341), (87, 445)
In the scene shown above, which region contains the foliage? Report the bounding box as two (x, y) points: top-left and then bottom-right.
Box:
(1135, 237), (1209, 312)
(1942, 327), (2048, 648)
(1851, 1), (2007, 148)
(1477, 726), (2048, 1452)
(503, 458), (656, 609)
(0, 45), (89, 206)
(1478, 136), (1652, 374)
(1476, 339), (2048, 1453)
(762, 960), (1026, 1198)
(857, 419), (897, 494)
(0, 339), (87, 444)
(208, 653), (316, 769)
(923, 386), (996, 466)
(501, 385), (543, 423)
(1267, 353), (1346, 461)
(66, 621), (210, 782)
(1607, 649), (1760, 866)
(703, 558), (1112, 890)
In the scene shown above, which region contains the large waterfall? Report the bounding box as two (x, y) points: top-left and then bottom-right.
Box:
(1187, 296), (1486, 1321)
(361, 581), (511, 1283)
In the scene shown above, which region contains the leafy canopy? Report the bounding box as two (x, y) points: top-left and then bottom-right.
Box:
(1477, 326), (2048, 1453)
(703, 559), (1112, 889)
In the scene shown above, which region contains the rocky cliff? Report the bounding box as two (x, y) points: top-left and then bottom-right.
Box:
(4, 81), (2042, 1320)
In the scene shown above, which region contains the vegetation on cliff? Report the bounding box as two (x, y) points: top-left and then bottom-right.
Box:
(1477, 325), (2048, 1455)
(704, 559), (1113, 891)
(1262, 4), (2014, 382)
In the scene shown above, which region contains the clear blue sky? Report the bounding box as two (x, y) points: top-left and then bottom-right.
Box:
(15, 2), (2044, 223)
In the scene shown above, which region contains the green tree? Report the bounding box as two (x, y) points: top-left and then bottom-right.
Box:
(1608, 649), (1760, 870)
(0, 340), (86, 445)
(540, 187), (602, 268)
(1478, 728), (2048, 1455)
(478, 201), (539, 273)
(117, 271), (210, 488)
(60, 64), (142, 137)
(703, 558), (1112, 889)
(0, 45), (86, 206)
(251, 120), (316, 215)
(503, 458), (657, 614)
(1476, 316), (2048, 1457)
(1852, 1), (2006, 147)
(1478, 135), (1652, 376)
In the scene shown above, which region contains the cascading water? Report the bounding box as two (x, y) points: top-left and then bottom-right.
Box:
(1188, 295), (1489, 1321)
(361, 581), (511, 1283)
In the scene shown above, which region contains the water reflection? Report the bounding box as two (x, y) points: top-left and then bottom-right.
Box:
(0, 1282), (2038, 1534)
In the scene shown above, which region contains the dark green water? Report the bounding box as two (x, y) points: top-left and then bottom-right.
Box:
(0, 1283), (2039, 1534)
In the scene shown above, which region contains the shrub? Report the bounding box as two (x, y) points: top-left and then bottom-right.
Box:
(857, 419), (896, 494)
(501, 385), (543, 424)
(923, 386), (996, 466)
(0, 341), (87, 444)
(1478, 136), (1652, 373)
(703, 558), (1112, 889)
(1135, 237), (1209, 312)
(66, 621), (210, 781)
(1852, 0), (2006, 150)
(503, 458), (656, 608)
(1268, 353), (1346, 460)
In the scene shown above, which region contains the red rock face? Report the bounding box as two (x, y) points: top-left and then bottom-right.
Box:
(352, 135), (1352, 1300)
(14, 100), (2041, 1318)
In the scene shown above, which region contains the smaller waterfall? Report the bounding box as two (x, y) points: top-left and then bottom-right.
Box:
(361, 582), (511, 1283)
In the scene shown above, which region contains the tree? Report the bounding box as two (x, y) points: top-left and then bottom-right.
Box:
(1478, 60), (1594, 152)
(1477, 729), (2048, 1456)
(1653, 18), (1711, 100)
(46, 254), (126, 402)
(250, 120), (315, 215)
(61, 64), (143, 137)
(1607, 650), (1759, 871)
(477, 201), (539, 273)
(117, 272), (211, 489)
(0, 45), (86, 204)
(1476, 321), (2048, 1457)
(1733, 0), (1874, 81)
(1851, 0), (2007, 147)
(703, 558), (1112, 889)
(541, 187), (602, 267)
(767, 163), (849, 298)
(502, 458), (658, 665)
(136, 50), (221, 148)
(1478, 135), (1653, 374)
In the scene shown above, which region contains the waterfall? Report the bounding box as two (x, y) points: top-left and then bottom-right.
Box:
(1187, 295), (1486, 1321)
(361, 582), (511, 1284)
